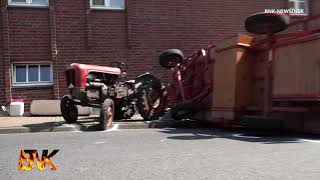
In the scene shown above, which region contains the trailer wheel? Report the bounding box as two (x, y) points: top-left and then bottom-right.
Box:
(60, 95), (78, 123)
(159, 49), (184, 68)
(99, 99), (115, 130)
(137, 82), (165, 120)
(245, 12), (290, 34)
(240, 116), (284, 131)
(171, 101), (198, 120)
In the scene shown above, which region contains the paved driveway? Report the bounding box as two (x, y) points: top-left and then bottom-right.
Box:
(1, 128), (320, 180)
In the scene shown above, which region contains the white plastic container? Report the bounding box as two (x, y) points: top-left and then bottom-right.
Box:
(9, 101), (24, 117)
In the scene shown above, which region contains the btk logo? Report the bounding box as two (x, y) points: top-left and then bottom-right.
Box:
(18, 149), (59, 171)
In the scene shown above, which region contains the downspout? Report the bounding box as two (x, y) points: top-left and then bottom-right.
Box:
(124, 0), (130, 50)
(49, 0), (60, 99)
(84, 0), (92, 49)
(1, 2), (12, 102)
(6, 6), (12, 101)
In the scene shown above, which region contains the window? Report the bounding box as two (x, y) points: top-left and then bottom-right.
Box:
(91, 0), (125, 10)
(8, 0), (48, 6)
(13, 63), (52, 86)
(288, 0), (309, 15)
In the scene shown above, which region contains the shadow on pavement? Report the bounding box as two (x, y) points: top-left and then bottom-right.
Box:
(158, 127), (216, 140)
(22, 115), (149, 132)
(156, 113), (319, 144)
(76, 117), (100, 132)
(22, 117), (102, 132)
(23, 121), (66, 132)
(76, 117), (147, 132)
(158, 125), (320, 144)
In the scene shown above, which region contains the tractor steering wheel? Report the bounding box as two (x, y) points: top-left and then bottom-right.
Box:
(110, 61), (128, 77)
(110, 61), (128, 72)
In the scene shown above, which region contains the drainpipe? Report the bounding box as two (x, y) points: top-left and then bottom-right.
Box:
(84, 0), (92, 49)
(49, 0), (60, 99)
(1, 2), (12, 102)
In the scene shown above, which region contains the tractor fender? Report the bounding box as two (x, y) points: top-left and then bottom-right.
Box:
(134, 73), (162, 90)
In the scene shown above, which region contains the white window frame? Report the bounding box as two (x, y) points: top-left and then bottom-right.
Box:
(288, 0), (309, 16)
(90, 0), (125, 10)
(12, 62), (53, 87)
(8, 0), (49, 7)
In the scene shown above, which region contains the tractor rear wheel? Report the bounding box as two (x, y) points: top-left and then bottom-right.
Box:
(99, 99), (115, 130)
(60, 95), (78, 123)
(137, 82), (165, 121)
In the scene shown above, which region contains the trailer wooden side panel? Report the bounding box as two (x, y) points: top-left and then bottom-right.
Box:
(211, 35), (254, 121)
(273, 34), (320, 98)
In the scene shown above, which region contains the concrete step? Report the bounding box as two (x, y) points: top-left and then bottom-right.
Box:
(30, 100), (91, 116)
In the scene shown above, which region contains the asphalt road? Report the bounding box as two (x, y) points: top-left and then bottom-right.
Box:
(1, 128), (320, 180)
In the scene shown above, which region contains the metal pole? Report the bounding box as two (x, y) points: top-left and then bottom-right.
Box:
(262, 33), (274, 117)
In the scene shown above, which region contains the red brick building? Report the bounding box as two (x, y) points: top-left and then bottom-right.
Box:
(0, 0), (314, 112)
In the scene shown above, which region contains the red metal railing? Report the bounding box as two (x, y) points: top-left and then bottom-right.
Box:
(247, 13), (320, 114)
(250, 13), (320, 52)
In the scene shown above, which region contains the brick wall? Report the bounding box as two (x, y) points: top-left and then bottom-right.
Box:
(8, 8), (50, 61)
(0, 0), (286, 111)
(0, 4), (4, 105)
(11, 87), (54, 110)
(53, 0), (129, 97)
(125, 0), (286, 81)
(5, 7), (52, 109)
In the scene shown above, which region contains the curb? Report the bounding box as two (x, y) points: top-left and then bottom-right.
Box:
(0, 119), (204, 135)
(0, 124), (79, 134)
(116, 120), (186, 129)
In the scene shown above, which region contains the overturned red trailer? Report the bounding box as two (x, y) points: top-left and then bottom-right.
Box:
(193, 13), (320, 134)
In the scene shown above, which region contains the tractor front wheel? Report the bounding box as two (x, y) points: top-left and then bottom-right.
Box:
(99, 99), (115, 130)
(60, 95), (78, 123)
(137, 83), (165, 121)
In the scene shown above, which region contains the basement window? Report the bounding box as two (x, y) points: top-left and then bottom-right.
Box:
(8, 0), (48, 7)
(288, 0), (309, 16)
(12, 63), (52, 86)
(91, 0), (125, 10)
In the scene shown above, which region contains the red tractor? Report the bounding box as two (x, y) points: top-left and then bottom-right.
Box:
(60, 62), (165, 130)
